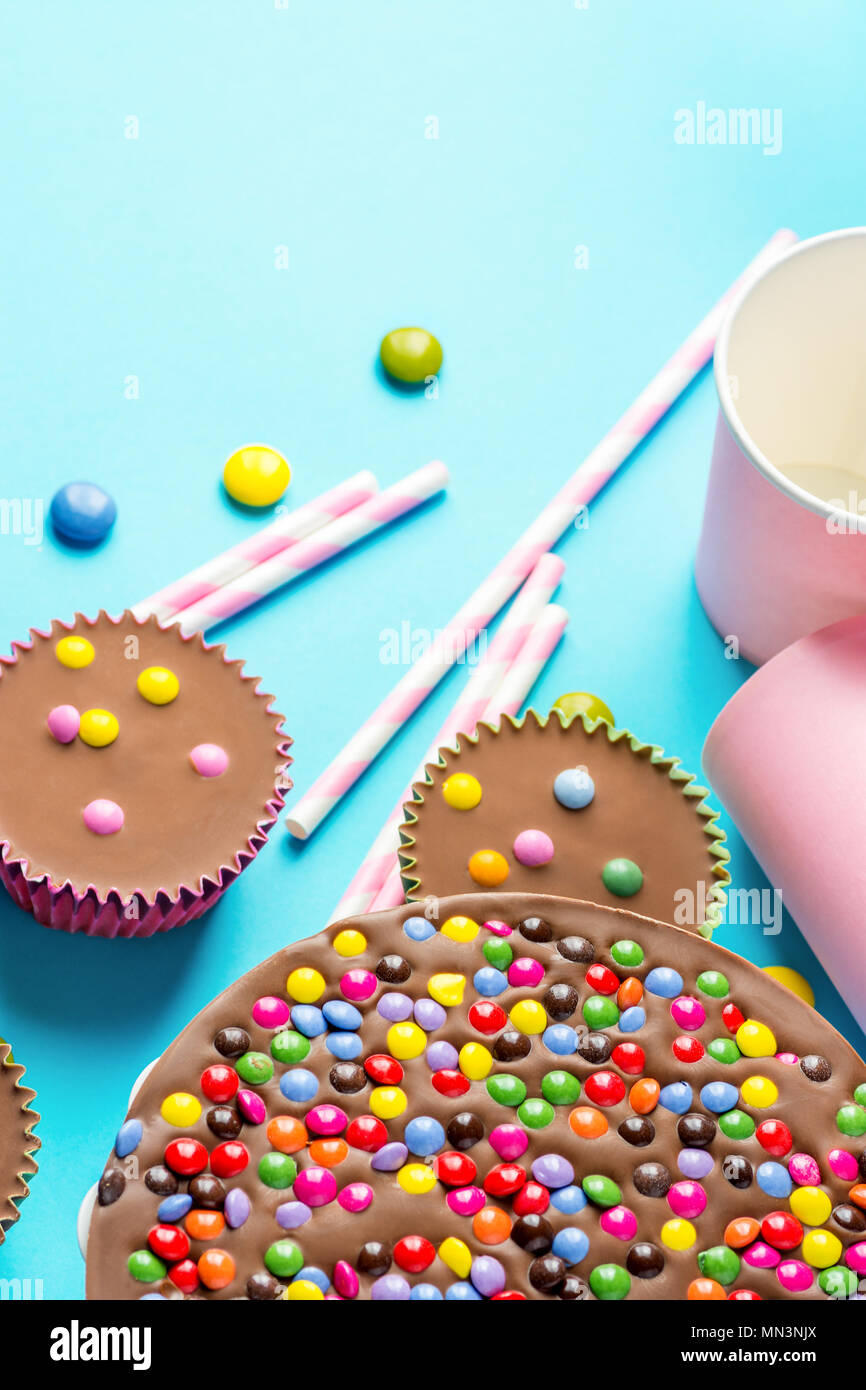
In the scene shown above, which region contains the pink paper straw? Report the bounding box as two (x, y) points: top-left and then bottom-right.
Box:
(289, 228), (797, 842)
(366, 601), (570, 913)
(170, 461), (449, 636)
(132, 470), (379, 623)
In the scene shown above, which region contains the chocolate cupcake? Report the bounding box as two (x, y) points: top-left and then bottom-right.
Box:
(0, 611), (291, 936)
(0, 1039), (40, 1245)
(398, 711), (730, 935)
(86, 893), (866, 1301)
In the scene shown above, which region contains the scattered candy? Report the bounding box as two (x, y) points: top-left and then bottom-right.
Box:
(380, 326), (443, 384)
(47, 704), (80, 743)
(223, 444), (290, 507)
(55, 635), (95, 668)
(551, 691), (614, 725)
(79, 708), (119, 747)
(50, 481), (117, 544)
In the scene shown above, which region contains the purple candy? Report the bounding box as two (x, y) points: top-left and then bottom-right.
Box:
(224, 1187), (251, 1229)
(371, 1274), (411, 1300)
(426, 1040), (459, 1071)
(377, 992), (413, 1022)
(275, 1200), (312, 1229)
(470, 1255), (506, 1297)
(531, 1153), (575, 1189)
(370, 1141), (409, 1172)
(414, 998), (447, 1031)
(677, 1148), (715, 1180)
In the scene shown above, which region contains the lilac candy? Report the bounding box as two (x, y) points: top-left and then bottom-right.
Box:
(531, 1153), (575, 1189)
(426, 1040), (458, 1071)
(470, 1255), (506, 1297)
(47, 703), (80, 743)
(414, 998), (446, 1031)
(224, 1187), (251, 1229)
(677, 1148), (714, 1180)
(276, 1200), (312, 1229)
(377, 992), (413, 1022)
(371, 1274), (411, 1300)
(370, 1141), (408, 1172)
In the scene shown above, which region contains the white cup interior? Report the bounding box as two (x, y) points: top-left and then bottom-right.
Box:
(719, 230), (866, 512)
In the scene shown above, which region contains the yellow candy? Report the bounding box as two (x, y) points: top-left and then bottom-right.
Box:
(428, 973), (465, 1007)
(79, 708), (119, 747)
(397, 1163), (437, 1195)
(509, 999), (548, 1035)
(740, 1075), (778, 1108)
(286, 967), (325, 1003)
(369, 1086), (407, 1120)
(735, 1019), (777, 1058)
(661, 1218), (697, 1251)
(136, 666), (179, 705)
(160, 1092), (202, 1127)
(440, 915), (480, 943)
(284, 1280), (324, 1301)
(467, 852), (509, 888)
(223, 444), (291, 507)
(789, 1186), (832, 1227)
(801, 1229), (843, 1268)
(438, 1236), (472, 1278)
(56, 635), (95, 669)
(458, 1042), (493, 1080)
(387, 1022), (427, 1060)
(332, 929), (367, 957)
(442, 773), (482, 810)
(762, 966), (815, 1007)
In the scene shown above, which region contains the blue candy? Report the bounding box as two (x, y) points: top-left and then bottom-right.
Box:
(411, 1283), (444, 1300)
(473, 967), (508, 997)
(553, 768), (595, 810)
(404, 916), (435, 942)
(115, 1118), (143, 1159)
(295, 1266), (330, 1292)
(551, 1184), (588, 1215)
(290, 1005), (327, 1037)
(322, 999), (362, 1030)
(700, 1081), (739, 1113)
(658, 1081), (693, 1114)
(157, 1193), (193, 1223)
(756, 1161), (793, 1198)
(552, 1226), (590, 1265)
(543, 1024), (577, 1056)
(325, 1031), (363, 1060)
(404, 1115), (446, 1156)
(644, 967), (684, 998)
(446, 1282), (482, 1300)
(618, 1006), (646, 1033)
(50, 481), (117, 545)
(279, 1068), (318, 1102)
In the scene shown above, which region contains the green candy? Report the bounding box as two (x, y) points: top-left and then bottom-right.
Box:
(698, 1245), (741, 1286)
(270, 1031), (310, 1065)
(836, 1103), (866, 1137)
(696, 970), (729, 998)
(582, 1174), (621, 1208)
(258, 1152), (298, 1189)
(379, 326), (443, 384)
(718, 1109), (756, 1140)
(517, 1097), (555, 1129)
(486, 1074), (527, 1107)
(541, 1069), (581, 1106)
(582, 995), (620, 1030)
(483, 939), (513, 971)
(589, 1263), (630, 1300)
(707, 1038), (741, 1065)
(264, 1239), (304, 1278)
(128, 1250), (167, 1283)
(855, 1083), (866, 1107)
(611, 939), (644, 968)
(236, 1051), (274, 1085)
(818, 1265), (859, 1298)
(601, 858), (643, 898)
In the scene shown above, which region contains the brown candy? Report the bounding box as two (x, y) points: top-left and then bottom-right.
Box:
(557, 935), (595, 963)
(357, 1241), (391, 1277)
(97, 1169), (125, 1206)
(543, 982), (580, 1021)
(246, 1272), (283, 1300)
(723, 1154), (753, 1188)
(800, 1054), (832, 1082)
(213, 1027), (250, 1058)
(529, 1254), (566, 1292)
(519, 916), (553, 943)
(676, 1113), (717, 1148)
(375, 954), (411, 983)
(627, 1242), (665, 1278)
(832, 1203), (866, 1234)
(329, 1063), (367, 1094)
(144, 1165), (177, 1196)
(511, 1214), (553, 1253)
(189, 1174), (226, 1209)
(577, 1032), (613, 1064)
(446, 1112), (484, 1150)
(206, 1106), (242, 1139)
(493, 1031), (531, 1062)
(618, 1117), (655, 1147)
(633, 1161), (672, 1198)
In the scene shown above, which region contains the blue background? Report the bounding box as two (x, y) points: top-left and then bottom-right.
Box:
(1, 0), (864, 1298)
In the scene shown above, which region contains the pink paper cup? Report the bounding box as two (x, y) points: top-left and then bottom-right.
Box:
(702, 613), (866, 1028)
(696, 228), (866, 666)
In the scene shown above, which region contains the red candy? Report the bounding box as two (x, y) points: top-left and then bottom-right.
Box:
(168, 1258), (200, 1294)
(468, 1001), (507, 1035)
(148, 1224), (190, 1262)
(512, 1181), (550, 1216)
(761, 1211), (803, 1251)
(164, 1138), (208, 1176)
(722, 1002), (745, 1034)
(393, 1235), (436, 1273)
(209, 1140), (249, 1178)
(728, 1289), (762, 1301)
(345, 1115), (388, 1152)
(483, 1163), (527, 1198)
(200, 1064), (239, 1104)
(492, 1290), (527, 1300)
(610, 1043), (645, 1076)
(672, 1035), (705, 1063)
(756, 1120), (793, 1157)
(432, 1069), (471, 1098)
(364, 1054), (403, 1086)
(586, 964), (620, 996)
(584, 1071), (626, 1106)
(433, 1152), (478, 1187)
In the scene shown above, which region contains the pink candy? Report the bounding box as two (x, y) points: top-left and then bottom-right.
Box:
(293, 1167), (337, 1207)
(337, 1181), (373, 1213)
(788, 1152), (821, 1186)
(47, 704), (80, 743)
(775, 1051), (799, 1065)
(447, 1186), (486, 1217)
(489, 1124), (530, 1161)
(82, 798), (124, 835)
(670, 996), (706, 1031)
(305, 1104), (348, 1136)
(340, 969), (377, 1001)
(600, 1205), (637, 1240)
(512, 829), (554, 867)
(743, 1241), (781, 1269)
(667, 1181), (707, 1219)
(189, 742), (229, 777)
(828, 1148), (859, 1181)
(333, 1260), (359, 1298)
(251, 995), (291, 1029)
(777, 1259), (813, 1292)
(845, 1241), (866, 1274)
(483, 920), (512, 937)
(236, 1089), (266, 1125)
(507, 957), (545, 989)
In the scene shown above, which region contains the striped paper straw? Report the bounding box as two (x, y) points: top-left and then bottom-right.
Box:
(329, 582), (569, 923)
(367, 601), (570, 913)
(288, 228), (797, 841)
(132, 470), (379, 623)
(170, 461), (449, 636)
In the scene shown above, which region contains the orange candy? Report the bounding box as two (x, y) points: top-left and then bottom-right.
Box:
(849, 1184), (866, 1209)
(617, 976), (643, 1010)
(472, 1205), (512, 1245)
(725, 1216), (760, 1249)
(266, 1115), (308, 1153)
(309, 1138), (348, 1168)
(467, 850), (509, 887)
(198, 1248), (235, 1290)
(629, 1078), (660, 1114)
(569, 1106), (609, 1139)
(185, 1209), (225, 1241)
(688, 1277), (726, 1300)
